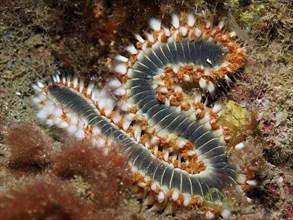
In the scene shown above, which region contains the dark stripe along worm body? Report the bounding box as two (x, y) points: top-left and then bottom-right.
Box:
(33, 14), (250, 215)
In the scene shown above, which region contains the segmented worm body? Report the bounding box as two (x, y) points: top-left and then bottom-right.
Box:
(33, 14), (248, 214)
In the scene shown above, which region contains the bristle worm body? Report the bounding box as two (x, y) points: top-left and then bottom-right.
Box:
(33, 13), (249, 215)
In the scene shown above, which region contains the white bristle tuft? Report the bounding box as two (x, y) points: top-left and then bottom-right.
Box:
(157, 192), (165, 203)
(56, 75), (61, 82)
(224, 75), (232, 84)
(171, 14), (180, 29)
(158, 87), (168, 93)
(171, 190), (179, 201)
(177, 138), (187, 148)
(38, 93), (46, 101)
(194, 93), (202, 103)
(163, 149), (169, 161)
(121, 102), (132, 111)
(136, 52), (144, 61)
(67, 125), (78, 135)
(126, 113), (135, 121)
(134, 123), (142, 142)
(103, 147), (110, 156)
(237, 174), (247, 184)
(205, 21), (212, 29)
(186, 150), (195, 156)
(151, 182), (157, 190)
(222, 34), (228, 41)
(183, 196), (190, 206)
(230, 31), (236, 37)
(122, 118), (132, 130)
(146, 33), (155, 43)
(114, 63), (127, 75)
(199, 113), (210, 124)
(108, 77), (121, 89)
(91, 90), (96, 100)
(97, 90), (109, 107)
(86, 82), (95, 95)
(70, 115), (79, 125)
(113, 87), (126, 96)
(127, 69), (136, 79)
(183, 74), (191, 82)
(37, 81), (44, 88)
(180, 26), (187, 36)
(187, 14), (195, 26)
(66, 75), (71, 87)
(236, 48), (244, 55)
(112, 112), (122, 124)
(44, 103), (55, 114)
(235, 142), (245, 150)
(195, 27), (202, 37)
(126, 44), (137, 54)
(212, 103), (222, 113)
(57, 120), (68, 129)
(75, 129), (85, 140)
(31, 97), (42, 105)
(92, 127), (101, 136)
(52, 117), (62, 126)
(79, 80), (84, 92)
(247, 180), (257, 186)
(80, 117), (88, 127)
(199, 78), (207, 89)
(52, 108), (62, 117)
(207, 81), (216, 93)
(135, 34), (145, 43)
(97, 98), (106, 110)
(45, 119), (54, 127)
(206, 211), (215, 219)
(73, 76), (78, 88)
(154, 77), (165, 86)
(97, 137), (106, 146)
(114, 54), (128, 62)
(247, 197), (253, 203)
(104, 99), (115, 116)
(163, 27), (171, 36)
(149, 18), (161, 31)
(36, 109), (48, 121)
(218, 20), (225, 30)
(221, 209), (231, 219)
(171, 65), (178, 73)
(32, 84), (41, 92)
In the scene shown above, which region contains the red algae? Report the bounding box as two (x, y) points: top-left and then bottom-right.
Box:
(0, 180), (97, 220)
(6, 123), (52, 171)
(2, 132), (133, 220)
(53, 140), (131, 207)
